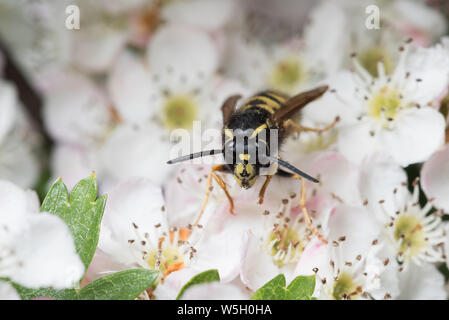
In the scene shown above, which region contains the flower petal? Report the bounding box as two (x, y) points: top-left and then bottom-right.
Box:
(397, 263), (447, 300)
(5, 213), (84, 289)
(379, 107), (445, 166)
(421, 145), (449, 212)
(146, 25), (219, 85)
(0, 80), (16, 144)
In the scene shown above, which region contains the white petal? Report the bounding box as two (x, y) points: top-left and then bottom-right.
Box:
(327, 205), (380, 263)
(98, 124), (172, 186)
(5, 214), (84, 289)
(421, 145), (449, 212)
(397, 263), (447, 300)
(359, 154), (408, 222)
(153, 268), (200, 300)
(107, 51), (156, 124)
(72, 23), (127, 73)
(303, 0), (347, 75)
(0, 80), (17, 144)
(239, 231), (278, 291)
(379, 108), (445, 166)
(98, 177), (166, 265)
(146, 25), (219, 85)
(181, 281), (248, 300)
(0, 281), (20, 300)
(0, 180), (30, 228)
(43, 72), (112, 146)
(337, 120), (380, 165)
(402, 45), (449, 105)
(162, 0), (236, 30)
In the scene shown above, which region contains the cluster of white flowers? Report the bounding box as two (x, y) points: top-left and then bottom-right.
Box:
(1, 0), (449, 300)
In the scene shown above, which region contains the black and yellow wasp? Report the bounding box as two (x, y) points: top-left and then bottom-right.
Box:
(167, 86), (337, 242)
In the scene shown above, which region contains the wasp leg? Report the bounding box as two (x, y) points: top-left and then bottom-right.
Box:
(292, 174), (328, 244)
(194, 165), (234, 226)
(284, 116), (339, 134)
(258, 175), (273, 204)
(211, 171), (235, 215)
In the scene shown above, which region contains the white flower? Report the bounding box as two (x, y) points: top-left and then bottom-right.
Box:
(307, 42), (449, 166)
(295, 205), (399, 300)
(0, 180), (84, 297)
(96, 178), (244, 299)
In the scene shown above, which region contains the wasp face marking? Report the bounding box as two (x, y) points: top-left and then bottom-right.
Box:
(234, 161), (257, 189)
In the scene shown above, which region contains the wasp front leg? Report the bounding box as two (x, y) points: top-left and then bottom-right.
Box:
(194, 165), (234, 226)
(258, 175), (273, 204)
(284, 116), (339, 135)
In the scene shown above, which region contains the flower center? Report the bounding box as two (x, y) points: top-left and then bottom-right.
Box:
(332, 272), (361, 300)
(147, 245), (184, 277)
(267, 226), (303, 267)
(163, 95), (197, 130)
(358, 47), (392, 77)
(393, 214), (425, 259)
(369, 87), (402, 121)
(270, 57), (304, 93)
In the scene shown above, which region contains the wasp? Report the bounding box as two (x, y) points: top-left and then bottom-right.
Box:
(167, 86), (338, 243)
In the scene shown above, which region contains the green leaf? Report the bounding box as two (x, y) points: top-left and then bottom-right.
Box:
(250, 274), (286, 300)
(11, 283), (77, 300)
(176, 269), (220, 300)
(78, 269), (158, 300)
(12, 269), (158, 300)
(41, 174), (107, 270)
(251, 274), (316, 300)
(285, 275), (316, 300)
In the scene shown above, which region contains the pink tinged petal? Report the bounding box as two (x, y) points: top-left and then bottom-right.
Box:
(6, 213), (84, 289)
(327, 205), (380, 263)
(98, 124), (172, 186)
(421, 145), (449, 212)
(337, 121), (380, 165)
(72, 24), (128, 74)
(85, 248), (128, 283)
(107, 51), (156, 124)
(180, 282), (248, 300)
(98, 178), (166, 265)
(146, 24), (219, 85)
(240, 231), (278, 291)
(379, 108), (445, 166)
(398, 263), (447, 300)
(0, 80), (17, 144)
(161, 0), (236, 30)
(0, 281), (20, 300)
(359, 154), (408, 222)
(43, 72), (112, 147)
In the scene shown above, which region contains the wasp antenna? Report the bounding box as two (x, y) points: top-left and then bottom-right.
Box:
(167, 149), (223, 164)
(268, 156), (319, 183)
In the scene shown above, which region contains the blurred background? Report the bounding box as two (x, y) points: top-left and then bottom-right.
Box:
(0, 0), (448, 199)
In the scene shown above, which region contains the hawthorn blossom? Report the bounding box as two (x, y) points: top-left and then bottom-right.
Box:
(0, 180), (84, 298)
(96, 177), (245, 299)
(303, 41), (449, 166)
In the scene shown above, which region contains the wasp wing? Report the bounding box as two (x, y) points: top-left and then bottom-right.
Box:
(221, 94), (242, 125)
(273, 86), (328, 124)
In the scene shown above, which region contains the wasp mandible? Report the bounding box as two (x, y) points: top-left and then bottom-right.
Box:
(167, 86), (338, 243)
